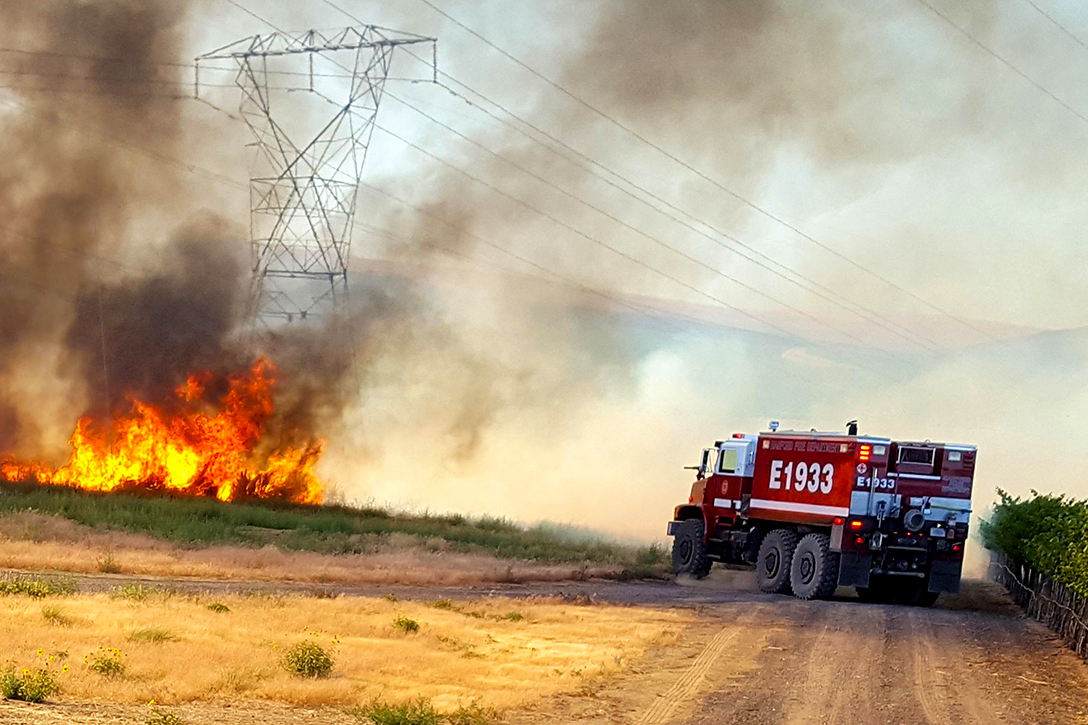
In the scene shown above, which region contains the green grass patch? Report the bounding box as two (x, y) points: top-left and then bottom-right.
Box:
(350, 698), (496, 725)
(206, 602), (231, 613)
(127, 628), (176, 644)
(0, 481), (668, 573)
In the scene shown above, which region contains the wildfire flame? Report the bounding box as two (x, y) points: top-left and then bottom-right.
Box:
(0, 358), (324, 504)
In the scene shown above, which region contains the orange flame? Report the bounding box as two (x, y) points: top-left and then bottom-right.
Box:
(0, 358), (324, 504)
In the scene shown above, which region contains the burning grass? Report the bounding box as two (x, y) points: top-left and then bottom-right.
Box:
(0, 591), (688, 710)
(0, 486), (669, 582)
(0, 358), (323, 505)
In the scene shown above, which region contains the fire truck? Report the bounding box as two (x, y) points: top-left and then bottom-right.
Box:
(667, 422), (975, 606)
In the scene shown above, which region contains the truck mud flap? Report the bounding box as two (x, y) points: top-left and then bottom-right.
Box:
(928, 558), (963, 594)
(837, 552), (871, 588)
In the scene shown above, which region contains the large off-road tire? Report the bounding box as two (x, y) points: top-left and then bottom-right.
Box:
(756, 529), (799, 594)
(790, 533), (840, 600)
(671, 519), (712, 579)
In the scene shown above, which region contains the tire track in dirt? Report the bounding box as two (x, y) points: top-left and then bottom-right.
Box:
(909, 609), (1004, 725)
(784, 602), (885, 725)
(634, 605), (767, 725)
(909, 609), (954, 725)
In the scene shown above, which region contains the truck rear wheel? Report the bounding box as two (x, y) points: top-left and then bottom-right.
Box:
(756, 529), (799, 594)
(671, 519), (712, 578)
(790, 533), (840, 600)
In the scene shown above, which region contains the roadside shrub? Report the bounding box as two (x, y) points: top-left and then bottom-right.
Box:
(392, 616), (420, 634)
(85, 647), (125, 677)
(429, 599), (454, 610)
(352, 697), (440, 725)
(206, 602), (230, 613)
(982, 489), (1088, 595)
(0, 575), (75, 598)
(1, 666), (60, 703)
(128, 628), (176, 644)
(110, 583), (156, 601)
(281, 641), (333, 679)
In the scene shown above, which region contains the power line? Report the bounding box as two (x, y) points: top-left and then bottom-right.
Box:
(1018, 0), (1088, 54)
(320, 1), (937, 351)
(373, 122), (822, 342)
(382, 91), (891, 351)
(0, 96), (248, 191)
(396, 73), (938, 350)
(916, 0), (1088, 129)
(405, 0), (988, 339)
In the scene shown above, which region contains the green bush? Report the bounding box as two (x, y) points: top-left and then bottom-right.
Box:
(85, 647), (126, 677)
(392, 616), (420, 634)
(983, 489), (1088, 595)
(281, 641), (333, 678)
(1, 666), (59, 703)
(352, 697), (440, 725)
(206, 602), (231, 613)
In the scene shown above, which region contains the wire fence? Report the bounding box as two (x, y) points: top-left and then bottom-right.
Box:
(989, 552), (1088, 660)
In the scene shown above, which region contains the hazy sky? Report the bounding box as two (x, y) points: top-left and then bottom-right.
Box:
(5, 0), (1088, 543)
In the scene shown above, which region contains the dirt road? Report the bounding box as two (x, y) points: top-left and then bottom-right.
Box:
(2, 569), (1087, 724)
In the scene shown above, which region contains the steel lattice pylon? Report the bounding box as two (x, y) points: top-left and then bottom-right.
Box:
(197, 27), (436, 327)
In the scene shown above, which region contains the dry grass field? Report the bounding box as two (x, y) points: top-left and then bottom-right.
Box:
(0, 512), (624, 586)
(0, 586), (689, 716)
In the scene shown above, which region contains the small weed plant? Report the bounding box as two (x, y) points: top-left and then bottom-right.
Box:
(392, 616), (420, 634)
(206, 602), (230, 613)
(85, 647), (126, 677)
(1, 667), (59, 703)
(110, 583), (156, 601)
(281, 640), (333, 679)
(128, 628), (176, 644)
(447, 702), (498, 725)
(41, 605), (72, 627)
(96, 551), (122, 574)
(1, 651), (64, 703)
(146, 704), (184, 725)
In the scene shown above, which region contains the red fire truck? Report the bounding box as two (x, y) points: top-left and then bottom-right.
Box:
(667, 422), (975, 606)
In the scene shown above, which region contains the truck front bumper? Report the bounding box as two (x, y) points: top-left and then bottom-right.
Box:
(666, 521), (680, 536)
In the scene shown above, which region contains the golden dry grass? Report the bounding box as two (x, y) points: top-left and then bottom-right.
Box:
(0, 590), (688, 713)
(0, 513), (622, 585)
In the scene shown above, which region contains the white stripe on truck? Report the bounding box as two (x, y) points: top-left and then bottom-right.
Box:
(750, 499), (849, 518)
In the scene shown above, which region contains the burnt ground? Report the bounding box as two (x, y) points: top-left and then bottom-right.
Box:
(1, 569), (1087, 724)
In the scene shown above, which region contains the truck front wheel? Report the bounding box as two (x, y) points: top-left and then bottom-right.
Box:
(790, 533), (840, 600)
(671, 519), (712, 578)
(756, 529), (799, 594)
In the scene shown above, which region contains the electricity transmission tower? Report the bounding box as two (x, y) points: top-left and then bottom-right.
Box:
(197, 27), (436, 328)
